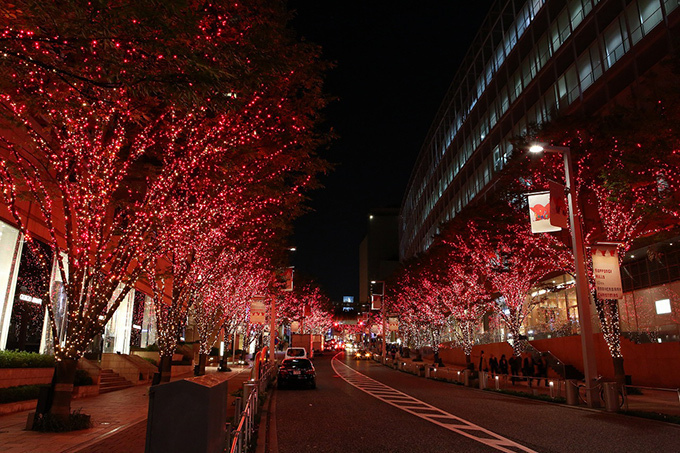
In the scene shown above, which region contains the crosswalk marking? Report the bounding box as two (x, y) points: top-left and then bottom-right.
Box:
(332, 356), (536, 453)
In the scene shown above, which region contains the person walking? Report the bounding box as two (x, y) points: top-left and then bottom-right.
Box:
(478, 350), (488, 373)
(489, 353), (499, 377)
(509, 355), (520, 384)
(499, 354), (509, 376)
(523, 354), (535, 387)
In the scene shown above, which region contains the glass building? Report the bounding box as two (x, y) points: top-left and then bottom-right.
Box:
(400, 0), (680, 259)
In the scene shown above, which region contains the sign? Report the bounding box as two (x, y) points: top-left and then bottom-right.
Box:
(250, 296), (267, 325)
(528, 192), (561, 233)
(549, 180), (569, 228)
(370, 325), (380, 334)
(290, 321), (300, 333)
(371, 295), (382, 311)
(591, 244), (623, 300)
(282, 267), (294, 292)
(388, 317), (399, 332)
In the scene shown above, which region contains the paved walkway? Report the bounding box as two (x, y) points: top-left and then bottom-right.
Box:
(380, 353), (680, 417)
(0, 365), (253, 453)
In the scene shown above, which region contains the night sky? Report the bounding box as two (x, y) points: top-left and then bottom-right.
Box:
(289, 1), (495, 302)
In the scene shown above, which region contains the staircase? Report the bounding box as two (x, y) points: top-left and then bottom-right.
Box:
(523, 341), (584, 381)
(99, 369), (133, 393)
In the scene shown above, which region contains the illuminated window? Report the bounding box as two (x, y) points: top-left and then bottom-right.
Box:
(655, 299), (672, 314)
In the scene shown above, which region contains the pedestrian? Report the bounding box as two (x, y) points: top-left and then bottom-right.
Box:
(523, 354), (535, 387)
(537, 355), (549, 386)
(489, 353), (499, 377)
(499, 354), (509, 376)
(478, 350), (488, 374)
(509, 355), (520, 384)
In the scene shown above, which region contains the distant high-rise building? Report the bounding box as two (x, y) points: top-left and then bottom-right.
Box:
(359, 208), (400, 310)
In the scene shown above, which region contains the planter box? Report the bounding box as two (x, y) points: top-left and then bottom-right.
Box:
(0, 399), (37, 416)
(73, 385), (99, 399)
(0, 368), (53, 389)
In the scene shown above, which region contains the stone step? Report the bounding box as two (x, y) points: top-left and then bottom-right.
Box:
(98, 369), (133, 393)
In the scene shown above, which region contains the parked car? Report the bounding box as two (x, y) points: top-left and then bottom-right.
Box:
(277, 358), (316, 389)
(284, 347), (308, 360)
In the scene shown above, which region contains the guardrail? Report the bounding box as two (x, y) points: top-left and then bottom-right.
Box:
(229, 362), (276, 453)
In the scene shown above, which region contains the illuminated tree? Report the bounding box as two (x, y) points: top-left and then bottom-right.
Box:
(0, 0), (328, 421)
(441, 206), (573, 357)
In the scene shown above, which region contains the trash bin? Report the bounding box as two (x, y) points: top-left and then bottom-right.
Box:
(603, 382), (619, 412)
(146, 374), (229, 453)
(565, 380), (579, 406)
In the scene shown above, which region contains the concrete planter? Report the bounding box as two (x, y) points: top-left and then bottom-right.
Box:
(0, 399), (37, 416)
(73, 384), (99, 399)
(0, 368), (53, 389)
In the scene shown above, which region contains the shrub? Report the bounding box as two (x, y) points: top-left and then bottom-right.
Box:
(144, 343), (160, 352)
(33, 409), (92, 432)
(0, 350), (54, 368)
(73, 369), (93, 387)
(142, 357), (158, 367)
(0, 385), (41, 404)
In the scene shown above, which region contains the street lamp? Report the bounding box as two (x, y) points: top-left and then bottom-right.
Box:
(529, 143), (599, 408)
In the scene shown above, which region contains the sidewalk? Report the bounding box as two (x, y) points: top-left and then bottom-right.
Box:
(0, 365), (252, 453)
(380, 354), (680, 417)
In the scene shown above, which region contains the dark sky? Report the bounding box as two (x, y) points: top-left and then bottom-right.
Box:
(289, 1), (495, 302)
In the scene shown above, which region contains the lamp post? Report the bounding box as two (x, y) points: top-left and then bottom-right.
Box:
(529, 143), (599, 408)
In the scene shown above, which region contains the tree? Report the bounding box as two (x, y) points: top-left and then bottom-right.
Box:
(441, 205), (573, 357)
(0, 0), (328, 421)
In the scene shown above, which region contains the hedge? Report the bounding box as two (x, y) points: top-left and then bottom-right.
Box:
(0, 350), (55, 368)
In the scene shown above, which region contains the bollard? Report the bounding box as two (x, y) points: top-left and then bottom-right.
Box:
(494, 375), (500, 390)
(425, 366), (431, 378)
(463, 369), (471, 387)
(565, 380), (579, 406)
(549, 381), (555, 398)
(603, 382), (619, 412)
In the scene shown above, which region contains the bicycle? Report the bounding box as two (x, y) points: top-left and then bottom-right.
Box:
(577, 375), (625, 408)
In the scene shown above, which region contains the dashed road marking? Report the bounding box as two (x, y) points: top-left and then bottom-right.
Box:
(331, 356), (536, 453)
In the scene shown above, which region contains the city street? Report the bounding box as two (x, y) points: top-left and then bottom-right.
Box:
(273, 353), (680, 453)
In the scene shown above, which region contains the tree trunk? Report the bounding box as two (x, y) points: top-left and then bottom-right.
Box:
(465, 354), (471, 365)
(47, 358), (78, 420)
(612, 356), (626, 385)
(197, 353), (207, 376)
(158, 355), (173, 384)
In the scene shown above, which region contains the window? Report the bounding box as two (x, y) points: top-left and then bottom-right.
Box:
(655, 299), (671, 315)
(602, 17), (629, 69)
(639, 0), (663, 34)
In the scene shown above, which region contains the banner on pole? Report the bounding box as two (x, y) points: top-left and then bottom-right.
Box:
(250, 296), (267, 325)
(290, 321), (300, 333)
(282, 267), (294, 292)
(371, 295), (382, 311)
(549, 180), (569, 228)
(527, 192), (561, 233)
(388, 317), (399, 332)
(591, 244), (623, 300)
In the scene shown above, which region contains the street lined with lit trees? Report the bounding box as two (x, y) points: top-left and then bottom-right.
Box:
(272, 353), (679, 453)
(0, 0), (331, 429)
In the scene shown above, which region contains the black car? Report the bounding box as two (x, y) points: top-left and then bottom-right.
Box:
(277, 358), (316, 389)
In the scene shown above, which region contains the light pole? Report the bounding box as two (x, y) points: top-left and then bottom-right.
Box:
(529, 143), (599, 407)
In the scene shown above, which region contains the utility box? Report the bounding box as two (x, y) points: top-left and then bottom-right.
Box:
(145, 374), (229, 453)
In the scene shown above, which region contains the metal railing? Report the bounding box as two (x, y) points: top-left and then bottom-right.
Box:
(229, 362), (276, 453)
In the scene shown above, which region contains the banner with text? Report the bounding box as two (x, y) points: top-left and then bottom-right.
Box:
(591, 244), (623, 300)
(250, 296), (267, 325)
(528, 192), (561, 233)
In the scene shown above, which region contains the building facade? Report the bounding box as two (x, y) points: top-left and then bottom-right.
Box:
(359, 208), (400, 311)
(401, 0), (679, 259)
(400, 0), (680, 341)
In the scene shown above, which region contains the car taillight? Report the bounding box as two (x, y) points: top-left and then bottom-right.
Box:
(305, 369), (315, 375)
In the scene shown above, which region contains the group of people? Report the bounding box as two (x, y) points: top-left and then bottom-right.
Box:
(478, 350), (549, 387)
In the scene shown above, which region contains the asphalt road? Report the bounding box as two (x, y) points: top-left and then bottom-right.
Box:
(273, 352), (680, 453)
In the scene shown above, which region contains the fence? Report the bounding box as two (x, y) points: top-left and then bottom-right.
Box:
(229, 362), (276, 453)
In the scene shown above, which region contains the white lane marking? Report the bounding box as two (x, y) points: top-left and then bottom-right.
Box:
(332, 356), (536, 453)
